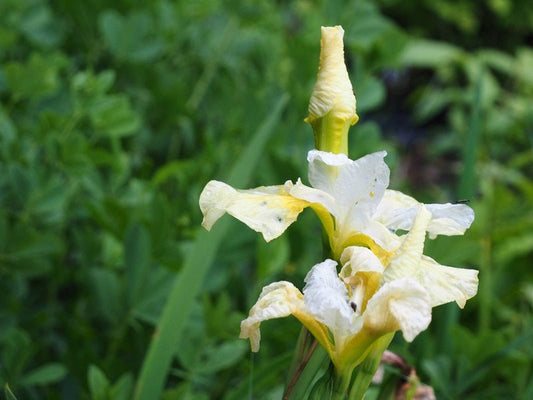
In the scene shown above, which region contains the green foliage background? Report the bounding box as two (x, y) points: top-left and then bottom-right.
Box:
(1, 0), (532, 399)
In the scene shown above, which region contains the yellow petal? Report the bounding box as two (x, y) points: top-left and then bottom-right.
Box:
(339, 246), (384, 277)
(240, 281), (304, 352)
(382, 205), (478, 309)
(381, 205), (431, 283)
(239, 281), (334, 356)
(199, 180), (308, 242)
(339, 246), (384, 312)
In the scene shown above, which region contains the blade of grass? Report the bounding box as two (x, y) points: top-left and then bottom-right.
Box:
(134, 94), (289, 400)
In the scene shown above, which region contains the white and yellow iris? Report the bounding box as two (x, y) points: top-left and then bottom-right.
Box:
(239, 206), (478, 374)
(199, 23), (479, 379)
(199, 149), (475, 261)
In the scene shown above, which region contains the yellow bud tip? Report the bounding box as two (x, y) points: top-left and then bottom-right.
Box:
(306, 26), (358, 125)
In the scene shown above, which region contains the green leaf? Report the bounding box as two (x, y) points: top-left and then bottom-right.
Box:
(88, 95), (140, 137)
(356, 76), (385, 114)
(88, 365), (111, 400)
(89, 268), (123, 322)
(257, 235), (289, 281)
(132, 266), (175, 325)
(193, 340), (248, 374)
(19, 363), (67, 386)
(1, 329), (32, 384)
(98, 10), (165, 63)
(399, 39), (463, 67)
(18, 3), (63, 48)
(0, 107), (16, 148)
(224, 353), (292, 400)
(26, 177), (71, 226)
(124, 223), (151, 308)
(72, 70), (116, 100)
(110, 373), (134, 400)
(3, 53), (65, 100)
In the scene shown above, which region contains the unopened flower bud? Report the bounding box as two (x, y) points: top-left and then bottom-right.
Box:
(305, 26), (359, 154)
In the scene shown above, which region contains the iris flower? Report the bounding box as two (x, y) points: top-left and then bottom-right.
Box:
(239, 206), (478, 374)
(199, 149), (474, 261)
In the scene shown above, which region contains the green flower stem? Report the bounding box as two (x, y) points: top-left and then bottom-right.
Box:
(310, 112), (354, 155)
(330, 370), (352, 400)
(347, 333), (394, 400)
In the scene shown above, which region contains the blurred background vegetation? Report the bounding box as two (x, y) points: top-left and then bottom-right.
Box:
(1, 0), (532, 399)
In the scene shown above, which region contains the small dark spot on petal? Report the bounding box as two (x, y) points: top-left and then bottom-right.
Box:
(350, 302), (357, 312)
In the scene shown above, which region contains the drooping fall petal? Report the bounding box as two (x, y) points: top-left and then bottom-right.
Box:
(239, 281), (305, 352)
(199, 180), (309, 241)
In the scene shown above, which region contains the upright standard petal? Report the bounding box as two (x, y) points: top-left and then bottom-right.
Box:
(306, 150), (389, 230)
(339, 246), (384, 277)
(199, 180), (309, 241)
(303, 260), (355, 338)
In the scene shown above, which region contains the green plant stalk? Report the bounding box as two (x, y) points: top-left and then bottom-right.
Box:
(347, 333), (394, 400)
(310, 112), (353, 155)
(134, 95), (288, 400)
(285, 344), (329, 399)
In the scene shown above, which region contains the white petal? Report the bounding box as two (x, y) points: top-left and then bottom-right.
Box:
(375, 190), (475, 237)
(360, 220), (401, 252)
(307, 150), (389, 232)
(418, 256), (479, 308)
(240, 281), (304, 352)
(364, 278), (431, 342)
(339, 246), (384, 278)
(424, 203), (475, 238)
(334, 151), (389, 209)
(199, 180), (307, 241)
(290, 178), (337, 216)
(303, 259), (354, 337)
(307, 150), (351, 195)
(374, 190), (419, 229)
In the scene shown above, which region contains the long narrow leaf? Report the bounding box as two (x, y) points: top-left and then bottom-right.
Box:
(134, 94), (289, 400)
